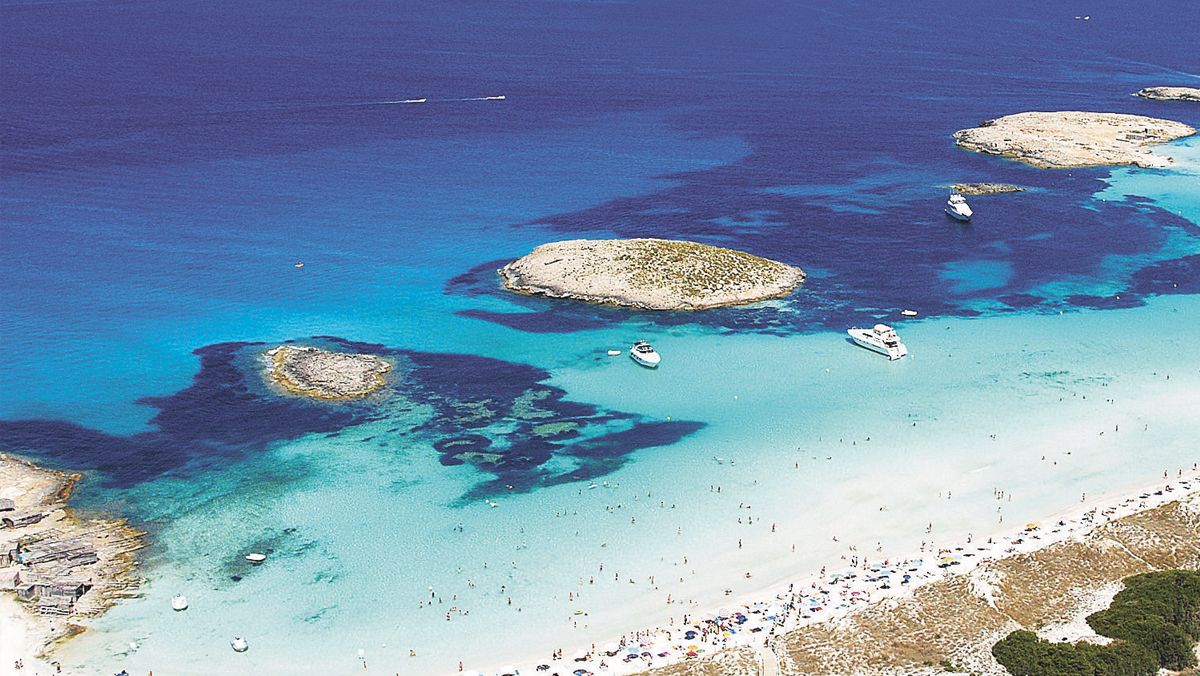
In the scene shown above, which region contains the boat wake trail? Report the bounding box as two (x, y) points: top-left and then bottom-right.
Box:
(353, 94), (506, 106)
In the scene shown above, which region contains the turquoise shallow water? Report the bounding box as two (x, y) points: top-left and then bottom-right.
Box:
(39, 149), (1200, 674)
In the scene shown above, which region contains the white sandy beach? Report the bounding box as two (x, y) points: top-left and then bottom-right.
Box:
(487, 467), (1199, 676)
(1, 595), (58, 676)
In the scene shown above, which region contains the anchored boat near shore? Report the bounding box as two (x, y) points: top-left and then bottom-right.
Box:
(945, 193), (973, 221)
(848, 324), (909, 360)
(629, 341), (661, 368)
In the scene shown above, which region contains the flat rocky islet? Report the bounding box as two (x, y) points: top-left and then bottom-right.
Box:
(267, 345), (392, 400)
(1135, 86), (1200, 103)
(951, 182), (1025, 195)
(953, 111), (1196, 169)
(499, 238), (805, 311)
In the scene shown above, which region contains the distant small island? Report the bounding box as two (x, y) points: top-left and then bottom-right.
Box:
(267, 345), (392, 400)
(953, 111), (1195, 169)
(1135, 86), (1200, 103)
(952, 182), (1025, 195)
(499, 238), (805, 311)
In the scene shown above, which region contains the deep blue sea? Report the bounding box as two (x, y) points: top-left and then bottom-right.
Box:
(2, 1), (1199, 673)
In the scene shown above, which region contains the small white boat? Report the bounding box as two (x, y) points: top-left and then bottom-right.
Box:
(171, 594), (188, 611)
(606, 349), (621, 356)
(245, 553), (267, 565)
(231, 637), (249, 653)
(848, 324), (909, 360)
(945, 193), (973, 221)
(900, 309), (918, 317)
(629, 341), (661, 368)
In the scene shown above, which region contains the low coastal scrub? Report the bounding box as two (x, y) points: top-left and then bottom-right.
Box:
(992, 570), (1200, 675)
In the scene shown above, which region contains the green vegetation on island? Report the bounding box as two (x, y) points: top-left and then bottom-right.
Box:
(992, 570), (1200, 675)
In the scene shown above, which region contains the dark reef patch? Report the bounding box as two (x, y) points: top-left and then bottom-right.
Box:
(317, 337), (703, 501)
(448, 155), (1199, 336)
(0, 342), (376, 488)
(1128, 254), (1200, 296)
(1, 338), (702, 500)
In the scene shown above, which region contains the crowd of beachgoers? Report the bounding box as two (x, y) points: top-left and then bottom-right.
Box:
(481, 466), (1198, 676)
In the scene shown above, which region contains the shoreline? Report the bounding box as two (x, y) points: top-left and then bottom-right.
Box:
(486, 466), (1199, 676)
(0, 453), (146, 674)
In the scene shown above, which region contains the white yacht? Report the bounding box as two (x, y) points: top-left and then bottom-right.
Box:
(231, 637), (249, 653)
(945, 193), (973, 221)
(848, 324), (909, 360)
(171, 594), (188, 611)
(629, 340), (661, 368)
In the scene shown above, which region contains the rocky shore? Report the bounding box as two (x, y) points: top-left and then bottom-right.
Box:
(1135, 86), (1200, 103)
(499, 239), (806, 311)
(953, 111), (1196, 169)
(1, 454), (146, 670)
(951, 183), (1024, 196)
(267, 345), (392, 400)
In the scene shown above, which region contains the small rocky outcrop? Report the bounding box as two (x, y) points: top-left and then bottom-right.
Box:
(952, 183), (1025, 195)
(1135, 87), (1200, 103)
(267, 345), (392, 400)
(499, 238), (805, 311)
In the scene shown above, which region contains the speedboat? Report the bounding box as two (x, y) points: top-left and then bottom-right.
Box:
(945, 193), (972, 221)
(245, 553), (267, 565)
(629, 341), (661, 368)
(847, 324), (909, 360)
(171, 594), (188, 611)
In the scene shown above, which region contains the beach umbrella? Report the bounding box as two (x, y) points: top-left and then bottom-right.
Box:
(604, 642), (619, 655)
(573, 650), (588, 661)
(498, 666), (518, 676)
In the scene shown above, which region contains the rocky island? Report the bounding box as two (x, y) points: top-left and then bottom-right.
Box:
(1, 454), (145, 669)
(499, 238), (806, 311)
(267, 345), (392, 400)
(1135, 86), (1200, 103)
(951, 182), (1025, 196)
(953, 111), (1196, 169)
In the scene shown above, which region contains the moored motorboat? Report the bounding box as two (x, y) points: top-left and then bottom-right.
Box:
(171, 594), (188, 611)
(245, 552), (267, 565)
(231, 637), (249, 653)
(847, 324), (909, 360)
(629, 341), (661, 368)
(945, 193), (973, 221)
